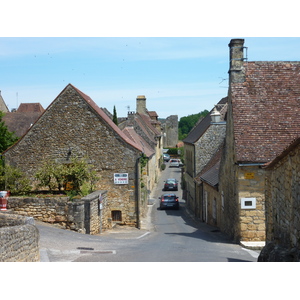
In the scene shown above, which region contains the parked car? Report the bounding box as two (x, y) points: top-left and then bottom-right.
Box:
(163, 154), (170, 162)
(159, 193), (179, 210)
(163, 178), (178, 191)
(169, 159), (180, 167)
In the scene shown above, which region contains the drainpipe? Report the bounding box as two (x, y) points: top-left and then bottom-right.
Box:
(136, 154), (142, 229)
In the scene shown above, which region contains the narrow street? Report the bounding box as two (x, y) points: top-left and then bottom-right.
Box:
(37, 160), (259, 262)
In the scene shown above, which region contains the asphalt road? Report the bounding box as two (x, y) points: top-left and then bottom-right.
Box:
(37, 161), (259, 262)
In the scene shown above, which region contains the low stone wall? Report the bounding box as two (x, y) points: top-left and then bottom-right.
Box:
(7, 190), (107, 234)
(0, 212), (40, 262)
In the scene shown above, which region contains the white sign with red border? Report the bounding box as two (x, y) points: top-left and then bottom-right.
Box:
(114, 173), (129, 184)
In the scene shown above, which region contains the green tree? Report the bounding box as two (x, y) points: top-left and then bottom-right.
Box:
(0, 161), (32, 195)
(35, 157), (99, 196)
(178, 110), (209, 140)
(0, 111), (19, 153)
(113, 105), (118, 126)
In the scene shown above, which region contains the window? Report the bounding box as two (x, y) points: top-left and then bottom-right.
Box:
(111, 210), (122, 221)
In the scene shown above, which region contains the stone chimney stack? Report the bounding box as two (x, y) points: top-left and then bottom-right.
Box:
(228, 39), (245, 83)
(136, 95), (146, 114)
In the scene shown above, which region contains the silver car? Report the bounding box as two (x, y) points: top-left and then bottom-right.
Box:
(169, 159), (180, 167)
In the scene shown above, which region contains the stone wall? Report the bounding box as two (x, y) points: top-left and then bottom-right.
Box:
(163, 115), (178, 148)
(238, 166), (266, 242)
(0, 212), (40, 262)
(3, 85), (142, 227)
(219, 101), (240, 241)
(195, 123), (226, 175)
(261, 139), (300, 261)
(7, 190), (107, 234)
(203, 183), (221, 227)
(185, 123), (226, 219)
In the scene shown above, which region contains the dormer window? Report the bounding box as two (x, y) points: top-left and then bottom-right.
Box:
(211, 107), (221, 123)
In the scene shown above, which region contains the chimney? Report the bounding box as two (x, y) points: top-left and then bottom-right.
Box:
(136, 95), (146, 114)
(228, 39), (246, 83)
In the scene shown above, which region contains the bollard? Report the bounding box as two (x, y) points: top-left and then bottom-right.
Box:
(0, 191), (8, 211)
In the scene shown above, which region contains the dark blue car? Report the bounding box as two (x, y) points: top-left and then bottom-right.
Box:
(159, 193), (179, 210)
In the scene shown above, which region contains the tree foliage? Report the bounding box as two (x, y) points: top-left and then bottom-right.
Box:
(0, 111), (19, 153)
(113, 105), (118, 126)
(178, 110), (209, 140)
(0, 161), (32, 195)
(35, 157), (99, 196)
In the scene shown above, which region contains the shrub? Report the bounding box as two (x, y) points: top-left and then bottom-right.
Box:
(35, 157), (98, 196)
(0, 162), (32, 195)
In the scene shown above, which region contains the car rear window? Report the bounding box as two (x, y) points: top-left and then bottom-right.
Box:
(166, 179), (176, 183)
(163, 195), (177, 201)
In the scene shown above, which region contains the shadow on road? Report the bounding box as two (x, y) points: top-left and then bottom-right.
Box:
(160, 201), (238, 246)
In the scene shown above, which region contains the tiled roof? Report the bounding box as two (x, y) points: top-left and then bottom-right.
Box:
(137, 112), (161, 137)
(3, 112), (42, 137)
(3, 103), (45, 137)
(264, 136), (300, 169)
(231, 61), (300, 163)
(17, 103), (45, 113)
(122, 127), (155, 158)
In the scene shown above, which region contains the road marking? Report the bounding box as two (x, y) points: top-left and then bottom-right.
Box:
(80, 250), (116, 254)
(136, 232), (150, 239)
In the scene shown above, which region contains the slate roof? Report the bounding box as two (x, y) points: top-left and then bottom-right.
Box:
(195, 142), (224, 187)
(231, 61), (300, 163)
(183, 97), (227, 144)
(199, 161), (220, 188)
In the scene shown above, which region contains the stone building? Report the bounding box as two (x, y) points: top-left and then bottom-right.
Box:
(118, 95), (163, 193)
(183, 98), (227, 220)
(0, 91), (9, 113)
(194, 143), (223, 227)
(162, 115), (178, 148)
(3, 84), (148, 229)
(219, 39), (300, 244)
(258, 137), (300, 261)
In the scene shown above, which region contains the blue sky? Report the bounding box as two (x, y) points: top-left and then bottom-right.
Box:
(1, 1), (300, 119)
(1, 37), (300, 119)
(0, 37), (300, 118)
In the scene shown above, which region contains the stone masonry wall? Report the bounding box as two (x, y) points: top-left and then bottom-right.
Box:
(195, 124), (226, 175)
(4, 85), (142, 226)
(0, 212), (40, 262)
(265, 142), (300, 248)
(238, 166), (266, 242)
(163, 115), (178, 148)
(7, 190), (107, 234)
